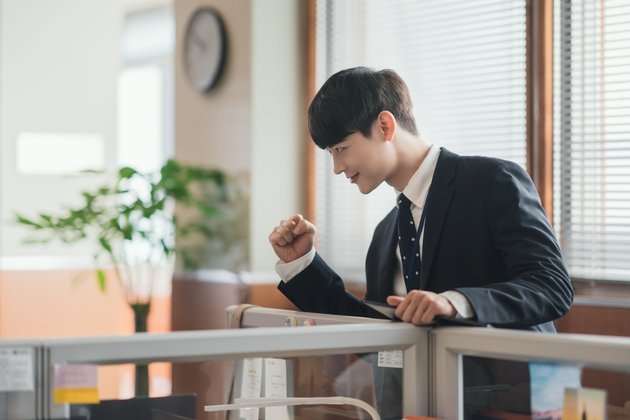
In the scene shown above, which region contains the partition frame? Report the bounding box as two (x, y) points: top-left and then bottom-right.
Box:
(432, 327), (630, 419)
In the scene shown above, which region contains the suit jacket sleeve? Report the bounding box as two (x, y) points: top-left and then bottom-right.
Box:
(277, 253), (386, 318)
(455, 160), (573, 327)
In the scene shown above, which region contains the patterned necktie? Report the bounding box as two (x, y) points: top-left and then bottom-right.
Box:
(397, 193), (421, 291)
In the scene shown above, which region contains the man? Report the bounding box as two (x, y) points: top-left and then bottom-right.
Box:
(269, 66), (573, 332)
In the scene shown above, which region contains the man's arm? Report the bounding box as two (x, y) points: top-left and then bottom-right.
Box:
(269, 214), (384, 318)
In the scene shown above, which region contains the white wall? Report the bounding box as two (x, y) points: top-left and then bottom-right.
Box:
(0, 0), (122, 259)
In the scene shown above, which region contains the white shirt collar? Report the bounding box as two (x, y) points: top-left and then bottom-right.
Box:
(395, 144), (441, 209)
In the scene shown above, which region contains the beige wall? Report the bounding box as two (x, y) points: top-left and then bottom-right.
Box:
(173, 0), (252, 173)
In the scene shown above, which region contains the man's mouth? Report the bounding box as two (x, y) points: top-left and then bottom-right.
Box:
(349, 173), (359, 183)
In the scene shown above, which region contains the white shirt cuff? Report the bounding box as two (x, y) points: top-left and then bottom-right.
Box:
(275, 248), (316, 282)
(441, 290), (475, 319)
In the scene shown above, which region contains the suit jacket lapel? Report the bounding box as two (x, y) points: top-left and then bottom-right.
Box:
(420, 148), (458, 289)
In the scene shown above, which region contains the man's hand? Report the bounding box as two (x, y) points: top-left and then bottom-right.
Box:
(386, 290), (456, 325)
(268, 214), (317, 263)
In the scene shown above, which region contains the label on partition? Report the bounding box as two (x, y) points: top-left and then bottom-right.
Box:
(0, 347), (34, 391)
(377, 351), (403, 368)
(264, 358), (290, 420)
(53, 364), (99, 404)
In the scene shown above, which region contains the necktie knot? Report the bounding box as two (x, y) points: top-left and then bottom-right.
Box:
(398, 193), (411, 211)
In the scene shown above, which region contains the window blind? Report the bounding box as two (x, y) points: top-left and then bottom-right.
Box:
(553, 0), (630, 282)
(315, 0), (528, 281)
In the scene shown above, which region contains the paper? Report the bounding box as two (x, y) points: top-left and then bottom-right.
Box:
(53, 364), (99, 404)
(377, 351), (404, 368)
(264, 358), (290, 420)
(0, 347), (34, 392)
(239, 358), (263, 420)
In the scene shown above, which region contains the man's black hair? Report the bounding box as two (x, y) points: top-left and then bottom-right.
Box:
(307, 67), (418, 149)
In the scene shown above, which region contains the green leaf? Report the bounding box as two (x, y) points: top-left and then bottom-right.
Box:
(15, 214), (44, 228)
(119, 166), (137, 178)
(99, 237), (113, 255)
(96, 270), (107, 292)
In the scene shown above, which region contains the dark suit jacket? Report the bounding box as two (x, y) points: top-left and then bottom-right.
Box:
(278, 148), (574, 332)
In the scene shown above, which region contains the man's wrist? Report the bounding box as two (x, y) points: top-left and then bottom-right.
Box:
(275, 248), (316, 282)
(440, 290), (475, 319)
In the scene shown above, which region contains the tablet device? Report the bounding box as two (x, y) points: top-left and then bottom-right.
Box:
(363, 299), (400, 321)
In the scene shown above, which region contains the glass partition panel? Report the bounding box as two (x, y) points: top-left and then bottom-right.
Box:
(462, 356), (531, 419)
(461, 356), (630, 419)
(62, 352), (404, 419)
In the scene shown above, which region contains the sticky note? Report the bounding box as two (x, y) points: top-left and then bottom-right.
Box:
(53, 364), (99, 404)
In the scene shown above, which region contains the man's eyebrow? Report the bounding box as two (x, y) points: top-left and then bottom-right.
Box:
(327, 140), (348, 151)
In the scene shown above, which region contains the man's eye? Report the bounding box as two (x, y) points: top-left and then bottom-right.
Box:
(335, 147), (344, 153)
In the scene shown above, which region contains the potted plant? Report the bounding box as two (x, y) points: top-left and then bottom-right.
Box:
(15, 159), (229, 396)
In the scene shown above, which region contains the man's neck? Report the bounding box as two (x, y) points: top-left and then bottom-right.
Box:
(388, 133), (431, 191)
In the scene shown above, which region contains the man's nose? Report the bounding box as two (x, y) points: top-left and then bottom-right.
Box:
(332, 155), (345, 175)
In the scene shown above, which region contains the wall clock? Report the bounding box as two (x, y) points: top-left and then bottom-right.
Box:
(183, 7), (227, 92)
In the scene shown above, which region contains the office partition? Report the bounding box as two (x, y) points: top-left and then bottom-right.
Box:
(6, 307), (630, 418)
(432, 327), (630, 419)
(43, 321), (428, 419)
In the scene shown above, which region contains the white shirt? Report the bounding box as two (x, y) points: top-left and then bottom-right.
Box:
(275, 144), (474, 319)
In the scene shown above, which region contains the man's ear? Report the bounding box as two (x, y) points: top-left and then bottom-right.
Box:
(377, 111), (397, 142)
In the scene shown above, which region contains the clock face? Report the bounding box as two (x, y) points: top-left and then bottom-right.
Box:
(184, 8), (226, 92)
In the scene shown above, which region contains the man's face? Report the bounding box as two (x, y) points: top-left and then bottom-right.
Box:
(326, 123), (395, 194)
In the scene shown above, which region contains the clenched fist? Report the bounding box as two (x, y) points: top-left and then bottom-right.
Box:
(268, 214), (317, 263)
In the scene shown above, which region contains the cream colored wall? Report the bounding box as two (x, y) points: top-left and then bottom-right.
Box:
(250, 0), (305, 273)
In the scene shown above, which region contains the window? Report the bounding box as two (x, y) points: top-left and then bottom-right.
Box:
(554, 0), (630, 282)
(314, 0), (528, 281)
(119, 6), (175, 172)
